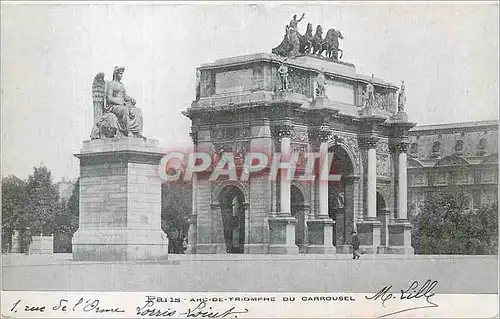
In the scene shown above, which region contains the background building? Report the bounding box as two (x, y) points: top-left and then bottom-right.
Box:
(407, 120), (498, 214)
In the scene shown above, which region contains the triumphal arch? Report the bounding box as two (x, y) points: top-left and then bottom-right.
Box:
(184, 17), (414, 254)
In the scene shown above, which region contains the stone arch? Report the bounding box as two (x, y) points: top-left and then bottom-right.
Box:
(328, 141), (360, 176)
(376, 191), (387, 212)
(408, 158), (424, 168)
(291, 181), (310, 206)
(434, 155), (470, 167)
(213, 180), (249, 203)
(215, 182), (247, 254)
(291, 183), (307, 252)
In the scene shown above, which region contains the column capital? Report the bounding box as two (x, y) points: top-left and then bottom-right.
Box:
(362, 135), (378, 149)
(390, 140), (410, 154)
(271, 123), (293, 139)
(308, 125), (332, 144)
(187, 214), (198, 224)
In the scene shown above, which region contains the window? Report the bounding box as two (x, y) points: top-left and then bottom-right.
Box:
(435, 172), (447, 185)
(482, 191), (495, 205)
(413, 174), (424, 186)
(456, 172), (470, 184)
(483, 171), (495, 183)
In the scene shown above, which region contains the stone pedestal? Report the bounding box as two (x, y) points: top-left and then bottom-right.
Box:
(306, 218), (336, 254)
(388, 220), (414, 254)
(185, 214), (197, 254)
(268, 215), (299, 254)
(357, 218), (382, 254)
(11, 230), (21, 253)
(72, 137), (169, 261)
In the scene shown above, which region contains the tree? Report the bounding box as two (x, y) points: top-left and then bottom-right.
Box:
(24, 166), (61, 235)
(161, 179), (192, 253)
(1, 175), (27, 231)
(1, 175), (27, 252)
(414, 188), (498, 255)
(57, 178), (79, 235)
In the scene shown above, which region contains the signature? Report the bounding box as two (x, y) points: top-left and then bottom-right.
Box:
(365, 279), (439, 318)
(137, 300), (249, 318)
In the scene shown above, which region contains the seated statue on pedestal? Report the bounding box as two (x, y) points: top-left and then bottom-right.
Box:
(90, 66), (144, 139)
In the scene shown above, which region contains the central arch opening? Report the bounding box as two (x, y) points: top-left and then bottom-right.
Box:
(291, 184), (306, 253)
(218, 186), (245, 254)
(327, 146), (354, 246)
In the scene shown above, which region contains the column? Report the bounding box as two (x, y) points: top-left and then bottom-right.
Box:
(398, 144), (408, 220)
(306, 126), (335, 254)
(367, 136), (378, 219)
(280, 135), (291, 216)
(268, 123), (298, 254)
(318, 140), (329, 218)
(387, 140), (413, 255)
(186, 173), (198, 254)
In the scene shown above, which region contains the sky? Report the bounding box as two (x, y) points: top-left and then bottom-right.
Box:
(1, 2), (499, 181)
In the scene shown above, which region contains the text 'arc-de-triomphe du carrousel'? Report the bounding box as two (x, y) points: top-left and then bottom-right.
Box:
(73, 13), (415, 261)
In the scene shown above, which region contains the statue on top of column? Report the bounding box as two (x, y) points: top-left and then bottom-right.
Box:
(398, 80), (406, 112)
(316, 68), (326, 98)
(277, 61), (290, 92)
(362, 74), (375, 108)
(90, 66), (145, 139)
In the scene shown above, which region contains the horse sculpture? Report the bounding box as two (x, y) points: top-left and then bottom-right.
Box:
(311, 25), (324, 56)
(299, 23), (314, 54)
(322, 28), (344, 60)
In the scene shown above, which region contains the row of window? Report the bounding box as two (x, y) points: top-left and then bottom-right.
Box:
(411, 171), (496, 186)
(410, 189), (497, 211)
(409, 138), (489, 155)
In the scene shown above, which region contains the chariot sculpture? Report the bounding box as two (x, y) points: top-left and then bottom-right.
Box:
(272, 13), (344, 60)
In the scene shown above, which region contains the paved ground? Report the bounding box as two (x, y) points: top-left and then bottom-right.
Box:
(2, 253), (498, 293)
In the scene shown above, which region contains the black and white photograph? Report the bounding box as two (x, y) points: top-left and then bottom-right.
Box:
(1, 2), (498, 318)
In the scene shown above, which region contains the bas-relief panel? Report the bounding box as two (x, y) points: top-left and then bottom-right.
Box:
(324, 81), (354, 105)
(211, 126), (251, 141)
(288, 69), (312, 97)
(215, 69), (254, 95)
(377, 154), (390, 177)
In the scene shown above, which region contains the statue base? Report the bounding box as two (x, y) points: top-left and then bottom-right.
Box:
(268, 215), (299, 254)
(306, 218), (336, 254)
(72, 137), (169, 261)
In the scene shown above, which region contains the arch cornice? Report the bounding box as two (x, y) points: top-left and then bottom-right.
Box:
(213, 180), (249, 202)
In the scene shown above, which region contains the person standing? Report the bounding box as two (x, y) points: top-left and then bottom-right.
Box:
(22, 227), (33, 255)
(351, 230), (360, 260)
(182, 237), (188, 254)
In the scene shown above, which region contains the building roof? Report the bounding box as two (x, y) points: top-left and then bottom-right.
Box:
(410, 120), (498, 132)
